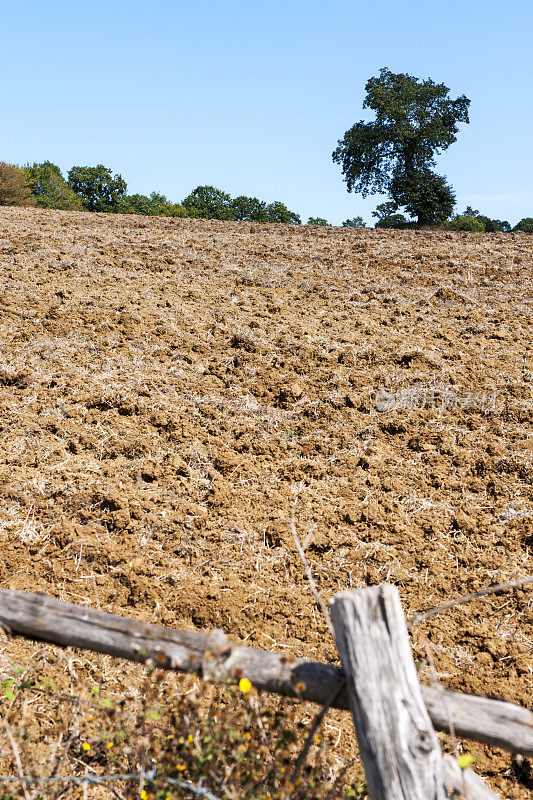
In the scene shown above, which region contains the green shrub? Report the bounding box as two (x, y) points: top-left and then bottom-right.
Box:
(476, 215), (511, 232)
(167, 202), (189, 218)
(307, 217), (331, 226)
(372, 201), (410, 229)
(375, 214), (409, 229)
(444, 215), (485, 231)
(445, 207), (511, 233)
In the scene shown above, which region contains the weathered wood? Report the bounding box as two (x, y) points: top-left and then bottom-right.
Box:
(0, 587), (342, 705)
(331, 585), (446, 800)
(420, 685), (533, 757)
(0, 588), (531, 757)
(442, 754), (502, 800)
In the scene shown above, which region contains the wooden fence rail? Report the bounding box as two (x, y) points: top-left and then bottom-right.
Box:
(0, 587), (531, 761)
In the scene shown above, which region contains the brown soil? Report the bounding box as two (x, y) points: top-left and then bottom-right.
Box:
(0, 207), (531, 796)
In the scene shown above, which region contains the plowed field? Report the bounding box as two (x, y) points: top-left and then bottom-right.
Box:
(0, 207), (531, 796)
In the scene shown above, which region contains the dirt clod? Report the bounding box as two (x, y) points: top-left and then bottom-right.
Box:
(0, 208), (531, 796)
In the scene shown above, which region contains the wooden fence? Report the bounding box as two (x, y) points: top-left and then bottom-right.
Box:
(1, 584), (531, 799)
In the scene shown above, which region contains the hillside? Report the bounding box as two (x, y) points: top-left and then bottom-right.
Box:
(0, 207), (531, 797)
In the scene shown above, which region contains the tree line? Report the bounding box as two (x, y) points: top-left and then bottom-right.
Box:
(1, 65), (532, 233)
(0, 162), (309, 224)
(0, 161), (370, 227)
(1, 158), (530, 232)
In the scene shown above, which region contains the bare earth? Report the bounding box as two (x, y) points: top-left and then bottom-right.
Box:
(0, 207), (532, 796)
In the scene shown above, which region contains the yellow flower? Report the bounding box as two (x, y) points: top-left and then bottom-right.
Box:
(176, 764), (186, 772)
(239, 678), (252, 693)
(458, 753), (475, 770)
(82, 743), (91, 752)
(140, 791), (148, 800)
(107, 741), (114, 749)
(187, 734), (194, 744)
(86, 716), (94, 722)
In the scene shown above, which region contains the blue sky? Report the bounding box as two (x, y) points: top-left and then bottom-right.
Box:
(2, 0), (532, 225)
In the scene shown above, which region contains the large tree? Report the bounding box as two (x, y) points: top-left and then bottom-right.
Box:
(67, 164), (127, 212)
(332, 68), (470, 226)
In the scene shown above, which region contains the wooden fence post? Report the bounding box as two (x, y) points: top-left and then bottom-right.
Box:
(331, 585), (446, 800)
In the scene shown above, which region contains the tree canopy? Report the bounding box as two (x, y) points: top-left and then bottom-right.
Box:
(24, 162), (84, 210)
(231, 196), (268, 222)
(181, 188), (301, 224)
(182, 186), (234, 220)
(332, 68), (470, 225)
(68, 165), (127, 212)
(1, 164), (305, 225)
(514, 217), (533, 233)
(0, 163), (35, 207)
(342, 217), (366, 228)
(4, 155), (526, 232)
(264, 201), (300, 225)
(117, 192), (188, 217)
